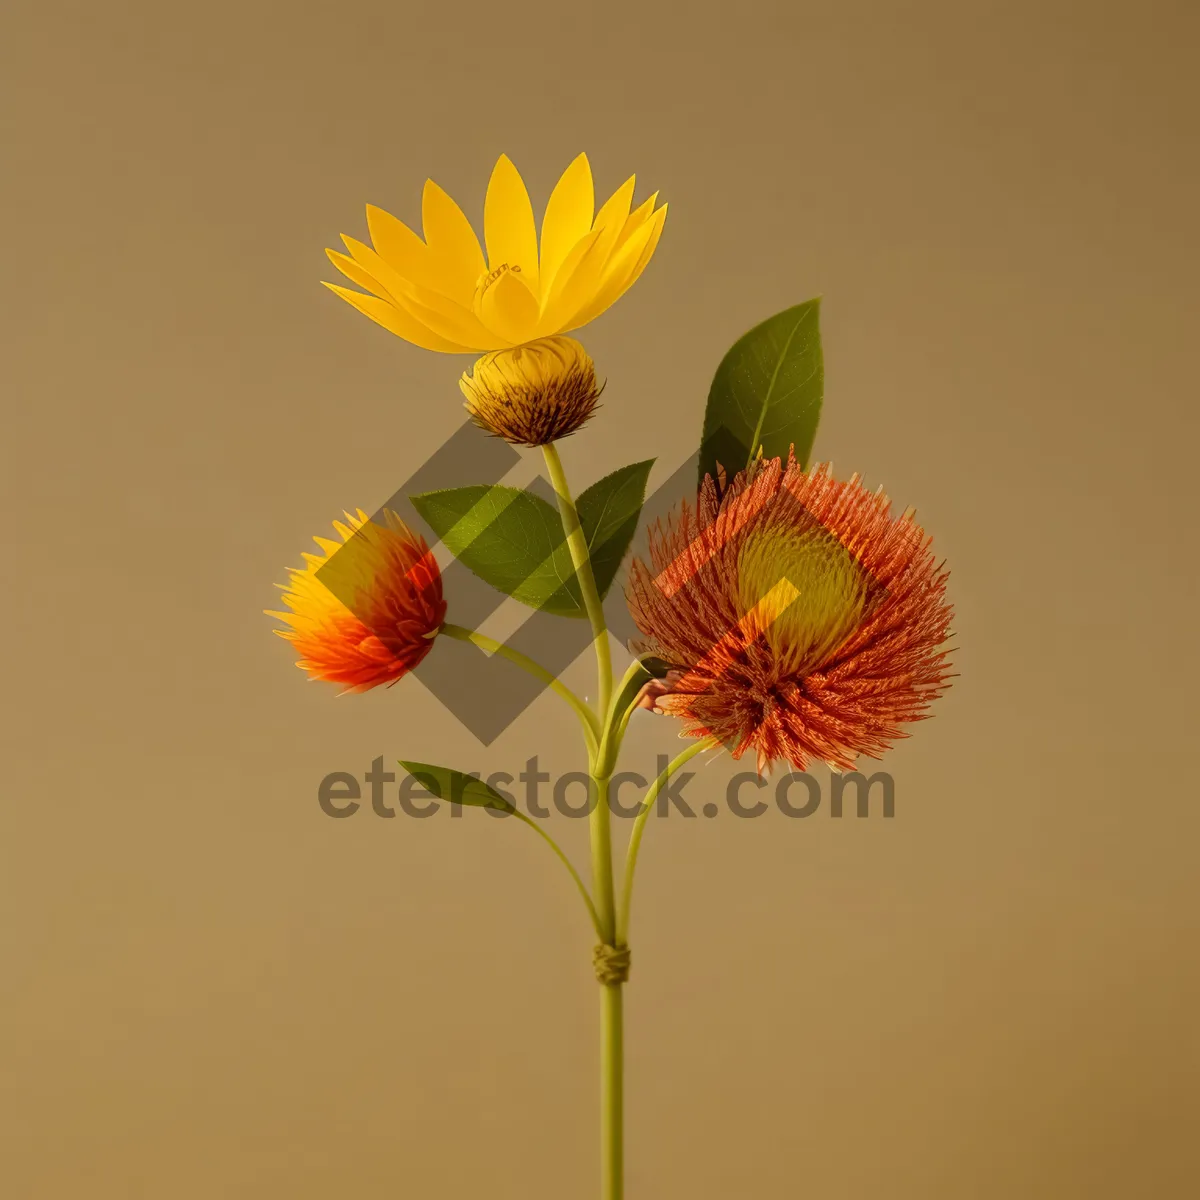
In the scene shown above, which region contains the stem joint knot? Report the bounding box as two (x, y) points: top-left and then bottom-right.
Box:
(593, 943), (631, 985)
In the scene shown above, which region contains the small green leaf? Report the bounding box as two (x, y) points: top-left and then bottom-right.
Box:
(610, 654), (669, 723)
(637, 655), (672, 679)
(698, 299), (824, 488)
(399, 762), (514, 811)
(577, 459), (655, 599)
(411, 485), (585, 616)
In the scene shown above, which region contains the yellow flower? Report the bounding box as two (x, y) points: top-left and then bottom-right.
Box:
(323, 153), (667, 353)
(459, 335), (602, 446)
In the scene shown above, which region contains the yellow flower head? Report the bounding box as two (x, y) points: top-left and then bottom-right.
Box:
(736, 520), (871, 678)
(459, 335), (602, 446)
(324, 153), (667, 353)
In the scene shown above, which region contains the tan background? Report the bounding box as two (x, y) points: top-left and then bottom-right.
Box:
(4, 1), (1198, 1196)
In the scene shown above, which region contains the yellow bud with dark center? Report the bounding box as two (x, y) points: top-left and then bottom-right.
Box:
(736, 519), (872, 677)
(459, 335), (602, 447)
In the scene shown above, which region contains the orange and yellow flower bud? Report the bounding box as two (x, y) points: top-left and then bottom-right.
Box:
(267, 509), (445, 693)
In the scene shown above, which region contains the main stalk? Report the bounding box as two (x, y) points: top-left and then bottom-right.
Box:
(542, 444), (623, 1200)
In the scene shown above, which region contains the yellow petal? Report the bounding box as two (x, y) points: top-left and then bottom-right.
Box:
(341, 234), (413, 286)
(537, 229), (605, 333)
(611, 192), (659, 258)
(539, 153), (594, 296)
(391, 281), (502, 350)
(475, 266), (540, 344)
(591, 175), (636, 263)
(563, 192), (662, 330)
(342, 236), (498, 350)
(565, 204), (666, 330)
(325, 248), (394, 302)
(626, 203), (667, 280)
(596, 203), (664, 294)
(364, 204), (446, 296)
(540, 179), (636, 330)
(484, 155), (539, 290)
(421, 179), (487, 304)
(322, 282), (471, 352)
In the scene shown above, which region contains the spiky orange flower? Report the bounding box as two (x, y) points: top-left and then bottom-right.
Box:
(626, 457), (954, 773)
(267, 509), (445, 693)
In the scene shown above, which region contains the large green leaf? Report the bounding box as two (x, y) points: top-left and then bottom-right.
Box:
(410, 485), (585, 616)
(412, 460), (654, 616)
(576, 459), (655, 599)
(398, 762), (514, 811)
(698, 299), (823, 488)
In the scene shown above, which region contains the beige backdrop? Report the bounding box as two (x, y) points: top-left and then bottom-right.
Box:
(5, 1), (1198, 1197)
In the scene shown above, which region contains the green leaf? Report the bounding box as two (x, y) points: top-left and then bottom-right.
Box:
(698, 299), (824, 488)
(610, 654), (670, 721)
(412, 461), (654, 617)
(410, 485), (585, 616)
(576, 459), (655, 599)
(398, 762), (514, 811)
(592, 654), (673, 774)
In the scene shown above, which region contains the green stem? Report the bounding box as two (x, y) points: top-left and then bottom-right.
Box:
(587, 775), (617, 946)
(508, 809), (604, 940)
(440, 622), (599, 754)
(542, 444), (613, 718)
(593, 658), (652, 779)
(590, 771), (621, 1200)
(541, 442), (621, 1200)
(616, 738), (719, 946)
(600, 978), (623, 1200)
